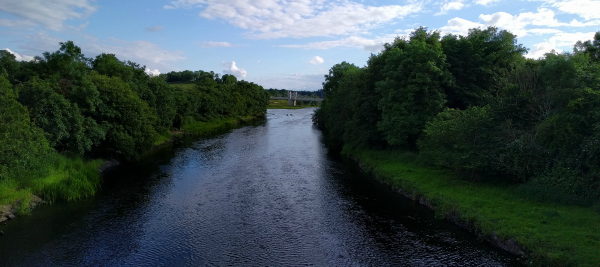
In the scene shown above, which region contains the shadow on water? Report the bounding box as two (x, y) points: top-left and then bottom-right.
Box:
(0, 109), (520, 266)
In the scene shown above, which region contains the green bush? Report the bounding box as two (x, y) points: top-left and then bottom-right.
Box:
(418, 106), (495, 177)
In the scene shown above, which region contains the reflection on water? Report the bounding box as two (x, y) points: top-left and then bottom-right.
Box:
(0, 108), (519, 266)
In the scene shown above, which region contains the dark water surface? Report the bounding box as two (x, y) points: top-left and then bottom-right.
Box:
(0, 108), (519, 266)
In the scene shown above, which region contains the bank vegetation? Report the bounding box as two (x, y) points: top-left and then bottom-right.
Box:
(0, 42), (269, 213)
(314, 27), (600, 266)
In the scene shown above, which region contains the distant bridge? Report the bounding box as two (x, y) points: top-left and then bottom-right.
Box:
(270, 91), (323, 106)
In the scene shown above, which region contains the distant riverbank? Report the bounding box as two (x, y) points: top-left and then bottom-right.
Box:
(267, 99), (319, 109)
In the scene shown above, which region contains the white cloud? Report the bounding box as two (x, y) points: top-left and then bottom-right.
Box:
(0, 18), (37, 28)
(198, 41), (243, 48)
(479, 8), (600, 38)
(222, 61), (247, 78)
(435, 1), (466, 16)
(145, 68), (161, 76)
(0, 0), (97, 31)
(164, 0), (423, 39)
(248, 73), (325, 90)
(309, 56), (324, 64)
(2, 48), (35, 61)
(525, 31), (597, 59)
(280, 35), (396, 52)
(551, 0), (600, 20)
(86, 39), (186, 67)
(146, 26), (165, 32)
(528, 28), (563, 35)
(474, 0), (501, 6)
(439, 17), (484, 35)
(527, 42), (561, 59)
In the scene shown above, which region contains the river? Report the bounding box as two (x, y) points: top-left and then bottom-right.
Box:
(0, 108), (518, 266)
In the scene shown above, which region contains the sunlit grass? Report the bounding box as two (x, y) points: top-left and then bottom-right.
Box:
(153, 131), (172, 146)
(0, 153), (102, 214)
(346, 148), (600, 267)
(182, 116), (247, 135)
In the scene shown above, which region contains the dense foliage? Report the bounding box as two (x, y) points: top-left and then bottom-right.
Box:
(0, 41), (269, 162)
(0, 41), (269, 203)
(314, 27), (600, 205)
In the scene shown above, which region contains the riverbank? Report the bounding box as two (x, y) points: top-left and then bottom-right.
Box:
(267, 99), (319, 109)
(344, 148), (600, 267)
(0, 115), (263, 224)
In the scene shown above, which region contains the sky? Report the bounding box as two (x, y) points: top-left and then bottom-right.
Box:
(1, 0), (598, 91)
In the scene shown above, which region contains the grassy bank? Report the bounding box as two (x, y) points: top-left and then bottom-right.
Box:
(153, 115), (260, 147)
(345, 148), (600, 266)
(2, 115), (260, 216)
(0, 154), (102, 214)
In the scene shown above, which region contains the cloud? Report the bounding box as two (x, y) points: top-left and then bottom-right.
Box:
(474, 0), (501, 6)
(2, 48), (35, 61)
(280, 35), (396, 52)
(309, 56), (324, 65)
(527, 42), (560, 59)
(0, 0), (97, 31)
(478, 8), (600, 38)
(145, 68), (161, 76)
(164, 0), (423, 39)
(86, 39), (186, 66)
(435, 1), (466, 16)
(550, 0), (600, 20)
(0, 18), (36, 28)
(439, 17), (484, 35)
(248, 73), (325, 90)
(525, 31), (597, 59)
(197, 41), (243, 48)
(146, 26), (165, 32)
(222, 61), (247, 78)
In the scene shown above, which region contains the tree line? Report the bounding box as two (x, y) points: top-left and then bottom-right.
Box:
(0, 41), (269, 184)
(314, 27), (600, 205)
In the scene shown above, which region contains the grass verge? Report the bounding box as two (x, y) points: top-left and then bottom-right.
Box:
(182, 116), (256, 135)
(0, 153), (102, 214)
(345, 148), (600, 267)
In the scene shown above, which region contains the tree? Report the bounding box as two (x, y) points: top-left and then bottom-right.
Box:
(377, 27), (452, 148)
(314, 62), (361, 150)
(574, 32), (600, 63)
(90, 72), (157, 161)
(441, 27), (527, 109)
(0, 76), (51, 179)
(17, 77), (104, 154)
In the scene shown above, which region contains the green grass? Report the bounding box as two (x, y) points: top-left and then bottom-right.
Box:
(345, 148), (600, 267)
(267, 99), (319, 109)
(0, 179), (34, 214)
(0, 153), (102, 214)
(153, 131), (173, 146)
(182, 116), (249, 135)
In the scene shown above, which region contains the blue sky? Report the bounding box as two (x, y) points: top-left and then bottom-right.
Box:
(1, 0), (598, 90)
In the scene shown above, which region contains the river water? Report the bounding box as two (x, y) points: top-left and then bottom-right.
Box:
(0, 108), (518, 266)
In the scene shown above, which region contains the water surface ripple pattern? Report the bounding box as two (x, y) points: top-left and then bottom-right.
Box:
(0, 108), (518, 266)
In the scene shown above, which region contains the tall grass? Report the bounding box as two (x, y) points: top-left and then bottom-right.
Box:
(0, 152), (102, 213)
